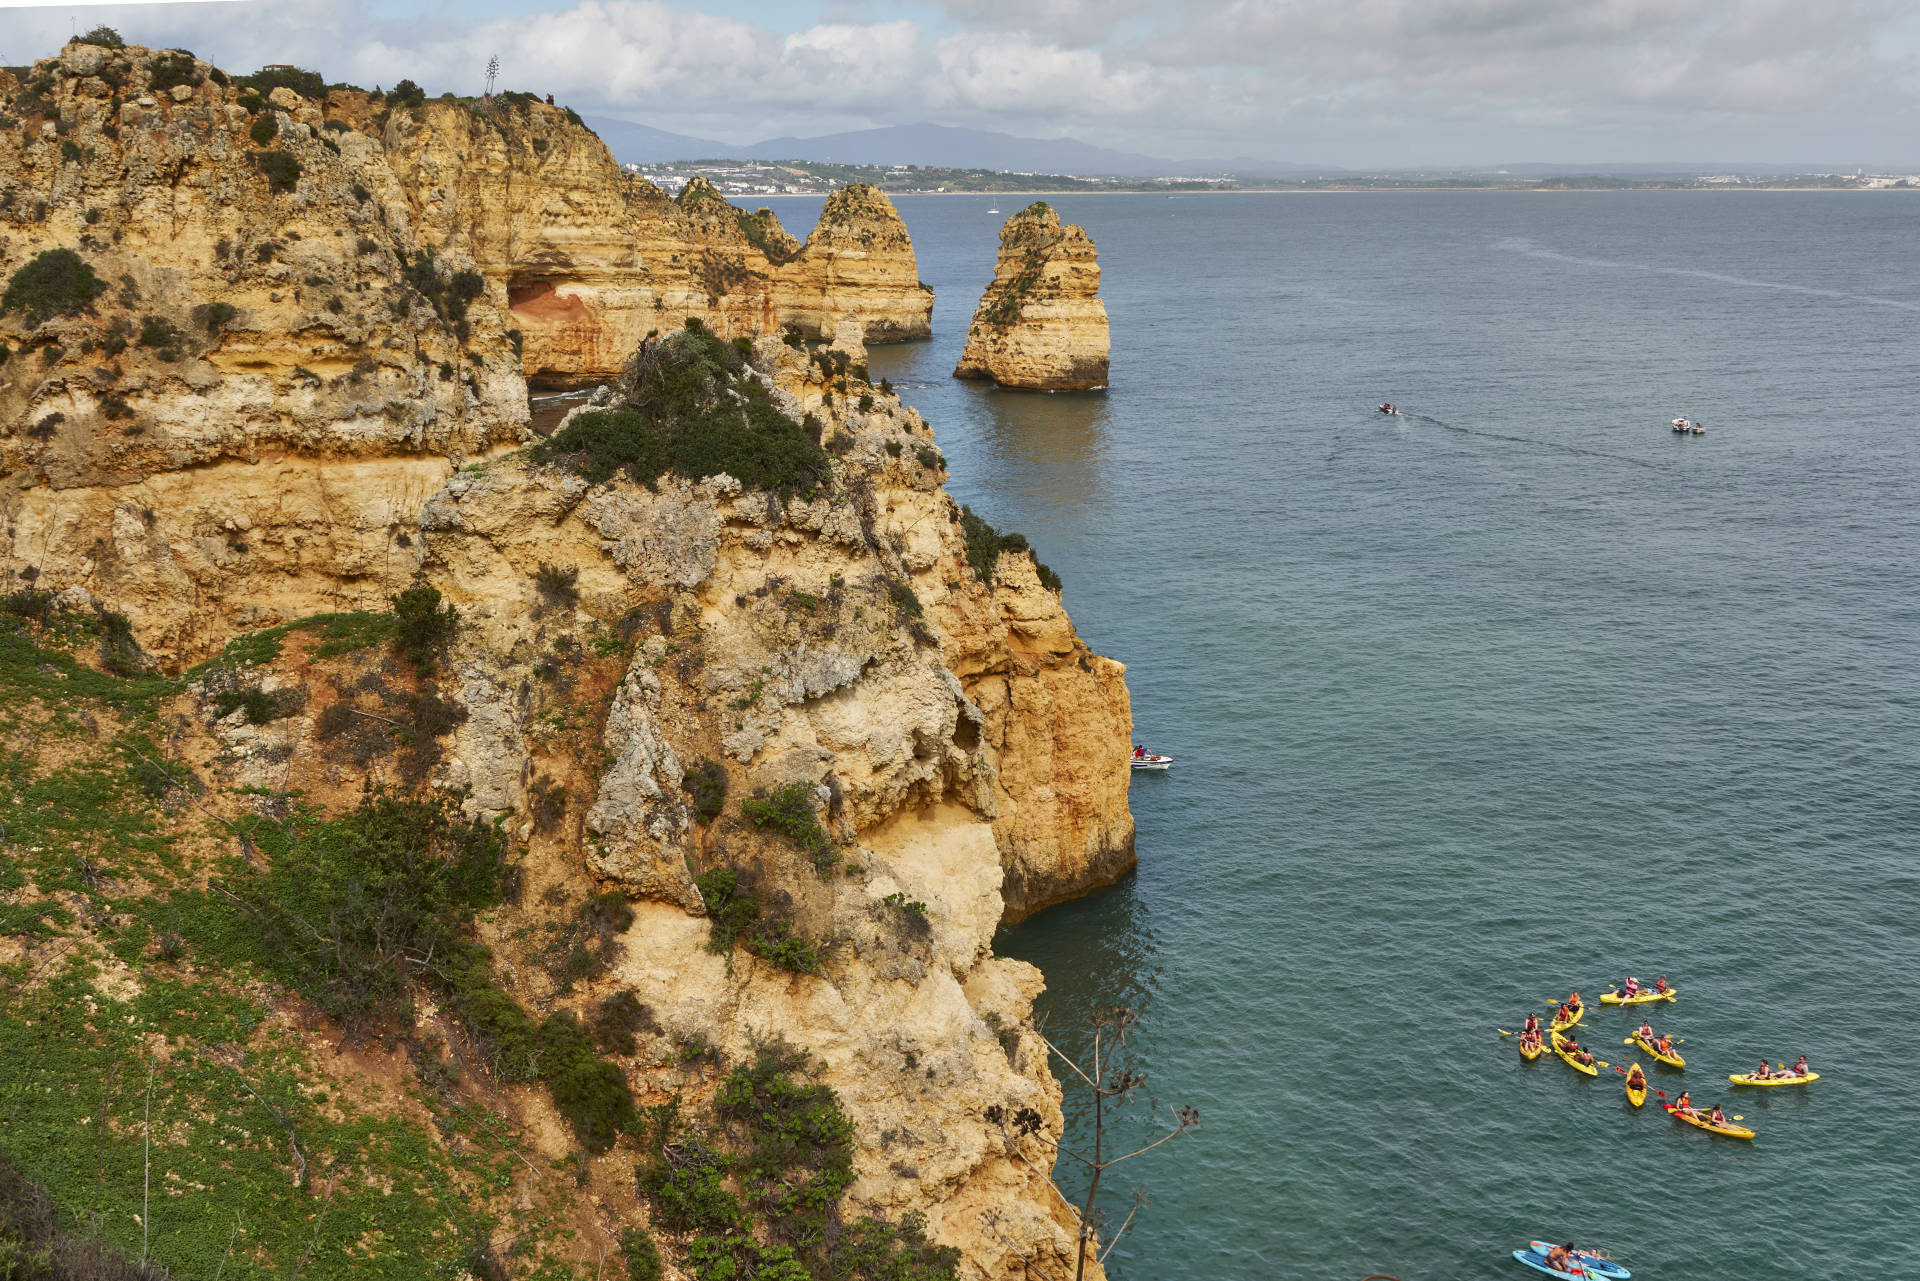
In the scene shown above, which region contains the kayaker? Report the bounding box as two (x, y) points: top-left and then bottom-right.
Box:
(1625, 1063), (1647, 1090)
(1567, 990), (1583, 1012)
(1673, 1090), (1693, 1115)
(1621, 975), (1640, 997)
(1751, 1059), (1773, 1080)
(1655, 1034), (1676, 1058)
(1635, 1019), (1654, 1042)
(1708, 1104), (1729, 1126)
(1654, 975), (1670, 993)
(1522, 1013), (1540, 1036)
(1791, 1055), (1808, 1076)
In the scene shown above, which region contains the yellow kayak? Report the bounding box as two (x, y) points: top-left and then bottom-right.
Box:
(1630, 1034), (1685, 1069)
(1665, 1103), (1754, 1140)
(1730, 1070), (1819, 1087)
(1600, 988), (1677, 1006)
(1625, 1065), (1647, 1107)
(1519, 1037), (1544, 1062)
(1549, 1003), (1584, 1032)
(1551, 1030), (1598, 1076)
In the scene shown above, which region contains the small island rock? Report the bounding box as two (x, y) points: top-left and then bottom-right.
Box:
(954, 202), (1108, 391)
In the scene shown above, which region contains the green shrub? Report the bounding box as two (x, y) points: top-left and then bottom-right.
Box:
(255, 149), (300, 192)
(957, 505), (1057, 592)
(682, 758), (727, 823)
(59, 139), (82, 164)
(533, 561), (579, 609)
(210, 684), (294, 725)
(147, 50), (201, 94)
(221, 789), (511, 1032)
(886, 579), (922, 620)
(248, 112), (278, 145)
(76, 24), (125, 48)
(537, 1009), (636, 1153)
(593, 990), (657, 1056)
(915, 446), (943, 472)
(695, 868), (759, 954)
(714, 1041), (854, 1246)
(237, 65), (326, 99)
(0, 1142), (168, 1281)
(827, 1212), (961, 1281)
(388, 78), (427, 110)
(191, 300), (237, 333)
(390, 583), (457, 675)
(3, 249), (106, 325)
(622, 1230), (664, 1281)
(136, 314), (180, 350)
(742, 782), (836, 874)
(531, 321), (829, 498)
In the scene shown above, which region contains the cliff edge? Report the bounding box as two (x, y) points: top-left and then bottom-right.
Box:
(954, 202), (1109, 392)
(0, 39), (1130, 1281)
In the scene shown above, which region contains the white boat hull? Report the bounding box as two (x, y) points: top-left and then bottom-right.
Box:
(1129, 755), (1173, 770)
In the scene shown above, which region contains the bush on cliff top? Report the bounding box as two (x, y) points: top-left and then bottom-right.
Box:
(3, 250), (106, 326)
(236, 65), (326, 99)
(532, 320), (829, 498)
(958, 505), (1062, 594)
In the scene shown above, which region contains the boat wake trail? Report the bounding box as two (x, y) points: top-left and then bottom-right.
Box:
(1494, 237), (1920, 313)
(1402, 412), (1660, 471)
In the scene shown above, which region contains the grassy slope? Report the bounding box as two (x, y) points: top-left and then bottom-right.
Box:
(0, 609), (554, 1281)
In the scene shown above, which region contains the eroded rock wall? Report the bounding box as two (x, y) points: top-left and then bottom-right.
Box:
(954, 202), (1109, 392)
(1, 43), (1128, 1281)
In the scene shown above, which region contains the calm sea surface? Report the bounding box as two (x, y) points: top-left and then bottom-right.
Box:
(765, 191), (1920, 1280)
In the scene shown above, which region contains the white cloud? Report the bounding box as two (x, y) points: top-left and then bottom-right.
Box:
(0, 0), (1913, 165)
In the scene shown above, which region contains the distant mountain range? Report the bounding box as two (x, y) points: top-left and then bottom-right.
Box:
(581, 117), (1211, 177)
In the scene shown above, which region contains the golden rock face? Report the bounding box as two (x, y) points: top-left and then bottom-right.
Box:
(1, 44), (1127, 1281)
(955, 202), (1110, 391)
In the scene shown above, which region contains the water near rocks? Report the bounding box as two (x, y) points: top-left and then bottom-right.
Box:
(766, 191), (1920, 1280)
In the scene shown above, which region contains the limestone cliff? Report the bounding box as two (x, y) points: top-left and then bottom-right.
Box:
(772, 184), (934, 344)
(954, 203), (1109, 392)
(1, 40), (1130, 1281)
(373, 90), (929, 381)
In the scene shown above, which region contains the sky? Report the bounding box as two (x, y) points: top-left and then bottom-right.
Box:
(3, 0), (1918, 169)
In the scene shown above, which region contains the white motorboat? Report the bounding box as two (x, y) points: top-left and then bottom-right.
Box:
(1671, 415), (1706, 435)
(1129, 750), (1173, 770)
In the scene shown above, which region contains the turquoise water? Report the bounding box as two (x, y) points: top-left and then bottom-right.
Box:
(770, 192), (1920, 1280)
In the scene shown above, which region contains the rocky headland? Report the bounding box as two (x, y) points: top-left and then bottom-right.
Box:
(953, 202), (1109, 392)
(0, 39), (1128, 1281)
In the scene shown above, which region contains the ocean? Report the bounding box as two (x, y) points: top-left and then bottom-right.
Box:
(763, 190), (1920, 1280)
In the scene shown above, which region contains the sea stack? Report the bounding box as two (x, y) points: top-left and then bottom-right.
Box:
(954, 201), (1109, 391)
(771, 183), (934, 342)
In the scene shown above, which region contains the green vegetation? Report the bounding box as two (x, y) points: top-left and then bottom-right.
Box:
(390, 583), (457, 676)
(0, 1143), (165, 1281)
(885, 579), (923, 620)
(531, 320), (829, 498)
(248, 112), (278, 145)
(682, 758), (728, 823)
(735, 209), (796, 265)
(75, 25), (125, 49)
(3, 250), (106, 326)
(236, 65), (326, 99)
(532, 562), (579, 609)
(958, 506), (1061, 594)
(593, 991), (657, 1057)
(621, 1229), (665, 1281)
(637, 1042), (958, 1281)
(254, 149), (301, 193)
(147, 50), (201, 94)
(742, 782), (836, 875)
(190, 609), (395, 673)
(191, 300), (238, 334)
(692, 869), (826, 976)
(387, 79), (427, 111)
(219, 790), (511, 1032)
